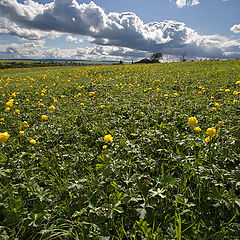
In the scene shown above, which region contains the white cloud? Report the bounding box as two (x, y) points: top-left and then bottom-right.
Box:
(191, 0), (200, 6)
(66, 35), (84, 43)
(176, 0), (187, 8)
(171, 0), (200, 8)
(231, 24), (240, 33)
(0, 0), (239, 59)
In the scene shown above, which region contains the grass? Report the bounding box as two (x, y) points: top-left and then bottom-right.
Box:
(0, 60), (240, 239)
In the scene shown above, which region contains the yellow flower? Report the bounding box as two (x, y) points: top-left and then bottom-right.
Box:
(206, 128), (216, 137)
(214, 102), (219, 107)
(0, 132), (10, 142)
(6, 101), (13, 107)
(41, 115), (48, 120)
(219, 88), (224, 92)
(194, 127), (202, 133)
(5, 107), (10, 112)
(198, 91), (202, 95)
(188, 117), (198, 126)
(212, 107), (217, 111)
(225, 89), (230, 93)
(26, 99), (30, 102)
(54, 99), (58, 104)
(210, 96), (214, 100)
(164, 94), (168, 99)
(0, 118), (4, 121)
(30, 139), (36, 144)
(204, 137), (211, 143)
(156, 88), (160, 92)
(233, 91), (239, 96)
(233, 100), (238, 104)
(19, 131), (24, 136)
(173, 93), (179, 97)
(48, 106), (56, 111)
(103, 145), (108, 149)
(89, 92), (96, 96)
(22, 121), (29, 128)
(235, 81), (240, 85)
(104, 134), (114, 143)
(100, 105), (105, 109)
(80, 103), (85, 106)
(218, 121), (224, 126)
(14, 109), (20, 114)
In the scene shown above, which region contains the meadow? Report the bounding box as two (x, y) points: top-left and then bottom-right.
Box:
(0, 60), (240, 239)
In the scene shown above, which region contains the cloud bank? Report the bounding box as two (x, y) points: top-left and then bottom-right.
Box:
(0, 0), (239, 59)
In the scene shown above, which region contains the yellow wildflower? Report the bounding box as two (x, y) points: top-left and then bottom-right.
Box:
(19, 131), (24, 136)
(22, 121), (29, 128)
(103, 145), (108, 149)
(0, 132), (10, 142)
(218, 121), (224, 125)
(104, 134), (114, 143)
(14, 109), (20, 114)
(204, 137), (211, 143)
(41, 115), (48, 120)
(188, 117), (198, 126)
(30, 139), (36, 144)
(206, 128), (216, 137)
(48, 106), (56, 111)
(194, 127), (202, 133)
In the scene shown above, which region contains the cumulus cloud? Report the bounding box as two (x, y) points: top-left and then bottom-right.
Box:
(0, 0), (239, 59)
(171, 0), (200, 8)
(231, 24), (240, 33)
(66, 35), (83, 43)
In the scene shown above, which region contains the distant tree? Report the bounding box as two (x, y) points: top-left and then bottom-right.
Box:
(150, 52), (163, 63)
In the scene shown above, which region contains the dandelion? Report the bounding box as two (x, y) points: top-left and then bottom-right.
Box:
(0, 118), (4, 121)
(194, 127), (202, 132)
(80, 103), (85, 106)
(164, 94), (168, 99)
(22, 121), (29, 128)
(100, 105), (105, 109)
(48, 106), (56, 111)
(225, 89), (230, 93)
(5, 107), (10, 112)
(30, 139), (36, 144)
(210, 96), (214, 100)
(54, 99), (58, 104)
(174, 93), (179, 97)
(103, 145), (108, 149)
(41, 115), (48, 120)
(0, 132), (10, 142)
(212, 107), (217, 111)
(233, 100), (238, 104)
(206, 128), (216, 137)
(104, 134), (114, 143)
(19, 131), (24, 136)
(188, 117), (198, 126)
(214, 102), (219, 107)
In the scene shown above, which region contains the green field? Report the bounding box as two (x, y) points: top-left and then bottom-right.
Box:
(0, 60), (240, 239)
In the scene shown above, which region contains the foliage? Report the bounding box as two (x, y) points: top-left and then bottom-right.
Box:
(150, 53), (163, 63)
(0, 60), (240, 239)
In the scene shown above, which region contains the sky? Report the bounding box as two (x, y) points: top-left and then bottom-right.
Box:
(0, 0), (239, 61)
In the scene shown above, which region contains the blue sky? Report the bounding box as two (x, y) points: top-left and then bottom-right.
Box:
(0, 0), (239, 60)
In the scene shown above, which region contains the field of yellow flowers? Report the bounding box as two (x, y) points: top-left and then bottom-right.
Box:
(0, 60), (240, 239)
